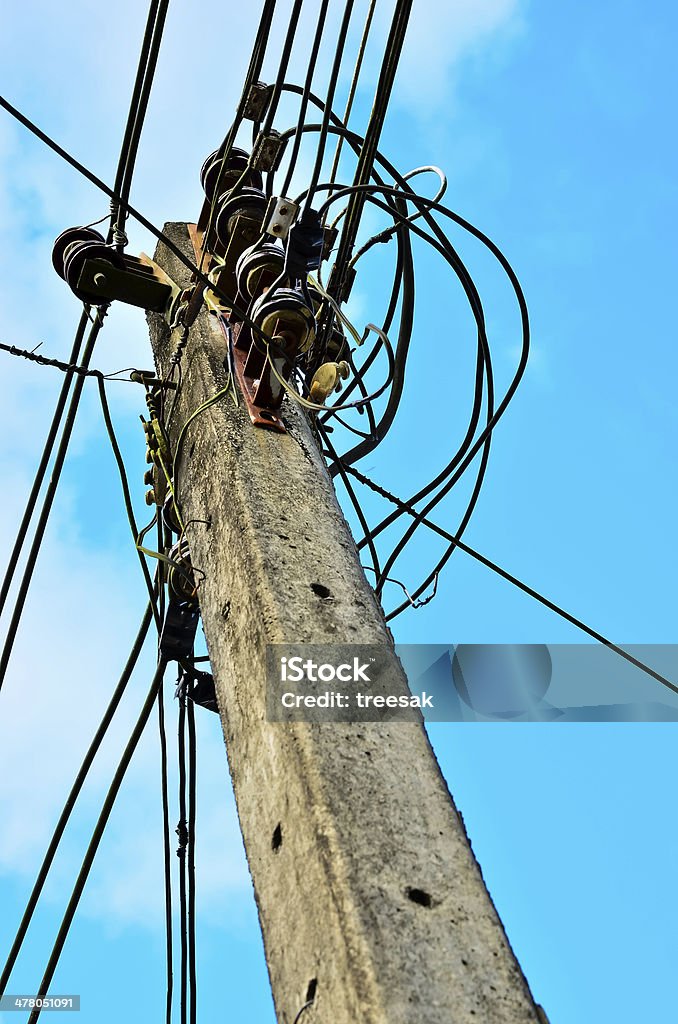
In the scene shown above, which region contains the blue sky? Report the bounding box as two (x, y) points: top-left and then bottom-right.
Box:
(0, 2), (677, 1022)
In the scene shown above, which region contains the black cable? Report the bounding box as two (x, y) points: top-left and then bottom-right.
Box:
(97, 376), (161, 626)
(326, 194), (497, 596)
(196, 0), (277, 260)
(317, 421), (381, 580)
(187, 697), (197, 1024)
(261, 0), (305, 134)
(327, 0), (377, 194)
(156, 519), (173, 1024)
(158, 679), (174, 1024)
(0, 602), (154, 997)
(115, 0), (171, 247)
(108, 0), (166, 245)
(280, 0), (330, 197)
(0, 309), (89, 621)
(312, 181), (528, 481)
(303, 0), (355, 212)
(0, 308), (108, 693)
(28, 656), (168, 1023)
(342, 461), (678, 695)
(330, 0), (413, 287)
(177, 689), (188, 1024)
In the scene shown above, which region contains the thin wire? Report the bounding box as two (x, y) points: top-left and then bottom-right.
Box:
(27, 657), (169, 1022)
(0, 308), (108, 693)
(97, 377), (161, 626)
(303, 0), (355, 213)
(327, 0), (377, 194)
(0, 602), (155, 997)
(110, 0), (171, 248)
(330, 0), (413, 285)
(342, 462), (678, 695)
(280, 0), (330, 197)
(156, 519), (174, 1024)
(0, 310), (89, 623)
(261, 0), (305, 134)
(187, 697), (197, 1024)
(177, 690), (188, 1024)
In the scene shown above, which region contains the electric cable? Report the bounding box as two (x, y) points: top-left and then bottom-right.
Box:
(156, 518), (173, 1024)
(0, 600), (155, 997)
(0, 307), (108, 693)
(187, 696), (197, 1024)
(330, 0), (413, 287)
(177, 687), (188, 1024)
(302, 0), (356, 213)
(109, 0), (170, 248)
(279, 0), (330, 198)
(28, 657), (169, 1024)
(195, 0), (277, 271)
(0, 310), (89, 622)
(261, 0), (305, 135)
(97, 376), (161, 625)
(342, 460), (678, 695)
(326, 0), (377, 195)
(158, 676), (174, 1024)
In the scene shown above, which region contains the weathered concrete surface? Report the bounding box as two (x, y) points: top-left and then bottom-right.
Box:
(149, 224), (545, 1024)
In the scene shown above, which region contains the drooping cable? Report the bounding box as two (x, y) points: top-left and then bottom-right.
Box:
(109, 0), (170, 247)
(342, 460), (678, 693)
(0, 307), (108, 693)
(0, 309), (89, 622)
(330, 0), (413, 290)
(0, 601), (155, 997)
(27, 657), (169, 1023)
(279, 0), (331, 197)
(187, 697), (197, 1024)
(177, 687), (188, 1024)
(303, 0), (355, 213)
(326, 0), (377, 194)
(156, 520), (173, 1024)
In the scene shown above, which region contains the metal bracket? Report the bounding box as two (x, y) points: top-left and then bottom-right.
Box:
(251, 130), (287, 172)
(187, 226), (287, 433)
(263, 196), (299, 241)
(177, 666), (219, 713)
(159, 598), (200, 660)
(76, 252), (177, 313)
(224, 318), (286, 433)
(243, 81), (271, 122)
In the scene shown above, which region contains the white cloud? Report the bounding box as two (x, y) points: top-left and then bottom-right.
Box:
(384, 0), (524, 109)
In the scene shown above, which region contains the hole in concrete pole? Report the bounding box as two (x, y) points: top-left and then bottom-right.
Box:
(272, 823), (283, 852)
(305, 978), (317, 1002)
(406, 887), (432, 907)
(310, 583), (332, 599)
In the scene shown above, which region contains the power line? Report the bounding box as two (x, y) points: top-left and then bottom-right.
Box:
(0, 601), (155, 997)
(110, 0), (171, 248)
(0, 310), (90, 622)
(28, 657), (169, 1023)
(0, 308), (108, 692)
(341, 461), (678, 696)
(327, 0), (378, 192)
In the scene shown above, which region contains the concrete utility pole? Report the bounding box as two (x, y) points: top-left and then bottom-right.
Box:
(148, 223), (548, 1024)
